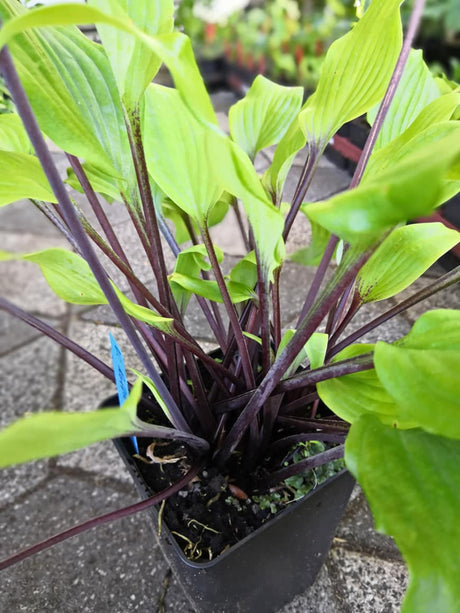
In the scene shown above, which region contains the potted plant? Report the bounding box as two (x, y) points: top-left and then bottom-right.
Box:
(0, 0), (459, 611)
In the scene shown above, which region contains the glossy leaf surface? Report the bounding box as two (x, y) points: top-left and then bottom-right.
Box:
(346, 415), (460, 613)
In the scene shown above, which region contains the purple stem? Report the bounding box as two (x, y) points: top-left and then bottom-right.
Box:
(0, 297), (114, 381)
(202, 225), (255, 389)
(214, 249), (374, 466)
(283, 148), (319, 241)
(330, 264), (460, 358)
(0, 460), (204, 571)
(269, 433), (347, 456)
(0, 46), (189, 434)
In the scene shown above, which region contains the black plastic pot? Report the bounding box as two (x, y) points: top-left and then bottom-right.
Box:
(108, 414), (354, 613)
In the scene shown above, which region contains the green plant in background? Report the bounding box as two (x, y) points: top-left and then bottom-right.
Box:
(0, 0), (459, 610)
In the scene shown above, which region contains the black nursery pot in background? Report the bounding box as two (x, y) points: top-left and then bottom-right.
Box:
(104, 393), (354, 613)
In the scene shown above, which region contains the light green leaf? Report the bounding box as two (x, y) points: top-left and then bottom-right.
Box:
(66, 162), (124, 203)
(375, 310), (460, 440)
(229, 75), (303, 160)
(306, 128), (460, 244)
(229, 251), (258, 288)
(113, 287), (175, 335)
(23, 248), (107, 305)
(88, 0), (174, 109)
(364, 92), (460, 180)
(356, 223), (460, 303)
(5, 247), (175, 334)
(346, 415), (460, 613)
(0, 0), (132, 179)
(305, 332), (328, 370)
(0, 381), (143, 468)
(169, 244), (222, 314)
(142, 84), (222, 225)
(262, 114), (307, 205)
(0, 2), (217, 127)
(317, 344), (404, 426)
(290, 207), (332, 266)
(367, 49), (441, 150)
(129, 369), (174, 425)
(0, 151), (56, 206)
(299, 0), (402, 146)
(277, 331), (328, 379)
(205, 130), (285, 277)
(169, 272), (255, 304)
(0, 112), (31, 153)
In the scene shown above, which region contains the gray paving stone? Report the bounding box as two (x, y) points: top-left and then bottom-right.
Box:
(58, 320), (145, 482)
(328, 547), (408, 613)
(336, 492), (402, 560)
(394, 275), (460, 325)
(277, 565), (340, 613)
(0, 474), (169, 613)
(0, 336), (61, 504)
(341, 300), (412, 347)
(0, 310), (58, 356)
(283, 163), (350, 205)
(0, 198), (61, 237)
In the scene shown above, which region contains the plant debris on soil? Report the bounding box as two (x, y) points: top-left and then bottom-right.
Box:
(132, 436), (344, 562)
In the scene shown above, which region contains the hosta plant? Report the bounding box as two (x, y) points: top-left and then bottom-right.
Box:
(0, 0), (459, 610)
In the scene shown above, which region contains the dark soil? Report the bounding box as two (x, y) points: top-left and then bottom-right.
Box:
(133, 438), (274, 562)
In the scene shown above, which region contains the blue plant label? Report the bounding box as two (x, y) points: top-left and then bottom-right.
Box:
(109, 333), (139, 454)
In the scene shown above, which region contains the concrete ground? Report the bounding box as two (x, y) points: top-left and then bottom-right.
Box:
(1, 91), (459, 612)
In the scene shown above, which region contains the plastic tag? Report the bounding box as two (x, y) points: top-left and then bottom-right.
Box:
(109, 333), (139, 454)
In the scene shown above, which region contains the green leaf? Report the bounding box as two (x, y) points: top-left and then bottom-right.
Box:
(66, 162), (124, 203)
(142, 84), (222, 225)
(0, 380), (143, 468)
(168, 272), (255, 304)
(364, 92), (460, 180)
(0, 112), (31, 153)
(229, 251), (258, 288)
(0, 2), (217, 127)
(169, 244), (222, 314)
(262, 113), (307, 205)
(205, 130), (285, 277)
(299, 0), (402, 146)
(346, 415), (460, 613)
(0, 0), (132, 179)
(356, 223), (460, 303)
(4, 247), (175, 334)
(306, 128), (460, 244)
(0, 151), (56, 206)
(277, 330), (328, 379)
(317, 344), (404, 426)
(374, 310), (460, 440)
(88, 0), (174, 109)
(23, 248), (107, 305)
(305, 332), (328, 370)
(290, 207), (332, 266)
(367, 49), (441, 150)
(229, 75), (303, 160)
